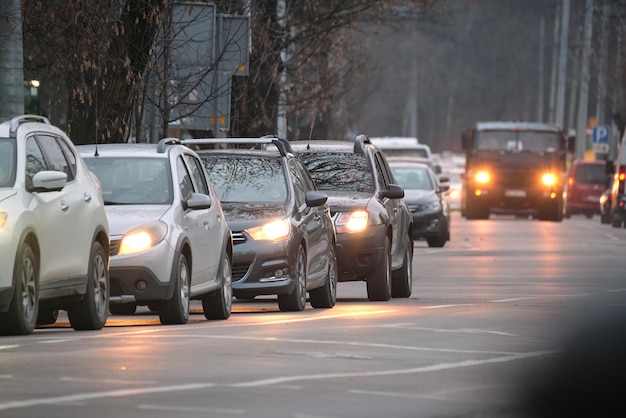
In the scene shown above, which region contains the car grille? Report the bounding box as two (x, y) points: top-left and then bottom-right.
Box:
(110, 239), (121, 256)
(231, 231), (247, 244)
(232, 264), (250, 281)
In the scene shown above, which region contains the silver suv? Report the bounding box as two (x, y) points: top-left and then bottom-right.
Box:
(79, 139), (233, 324)
(0, 115), (110, 335)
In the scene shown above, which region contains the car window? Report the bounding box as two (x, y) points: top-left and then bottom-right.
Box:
(36, 134), (75, 181)
(373, 152), (390, 189)
(391, 166), (434, 190)
(0, 138), (16, 187)
(56, 136), (78, 180)
(176, 156), (194, 201)
(85, 156), (172, 204)
(184, 153), (210, 195)
(202, 155), (288, 203)
(25, 136), (48, 188)
(574, 164), (608, 184)
(289, 159), (307, 207)
(296, 152), (374, 193)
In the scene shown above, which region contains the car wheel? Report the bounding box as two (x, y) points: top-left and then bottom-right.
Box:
(367, 236), (391, 301)
(392, 235), (413, 298)
(37, 308), (59, 326)
(0, 243), (38, 336)
(202, 251), (233, 320)
(159, 252), (191, 325)
(611, 213), (623, 228)
(109, 303), (137, 315)
(67, 241), (109, 330)
(278, 245), (307, 312)
(309, 245), (337, 308)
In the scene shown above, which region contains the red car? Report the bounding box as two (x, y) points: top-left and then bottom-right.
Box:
(564, 160), (610, 218)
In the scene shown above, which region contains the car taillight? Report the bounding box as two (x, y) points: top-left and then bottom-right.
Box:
(619, 167), (625, 194)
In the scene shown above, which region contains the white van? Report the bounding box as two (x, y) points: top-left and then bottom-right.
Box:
(369, 136), (432, 159)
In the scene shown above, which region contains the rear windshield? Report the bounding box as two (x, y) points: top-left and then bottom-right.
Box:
(296, 152), (374, 193)
(574, 164), (607, 184)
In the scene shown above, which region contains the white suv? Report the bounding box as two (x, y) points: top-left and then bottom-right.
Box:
(79, 139), (233, 325)
(0, 115), (110, 335)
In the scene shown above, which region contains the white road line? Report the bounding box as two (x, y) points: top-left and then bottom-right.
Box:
(0, 345), (19, 351)
(136, 404), (244, 414)
(382, 324), (518, 337)
(421, 304), (475, 309)
(0, 350), (556, 411)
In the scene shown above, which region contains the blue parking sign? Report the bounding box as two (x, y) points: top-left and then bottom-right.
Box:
(592, 125), (610, 153)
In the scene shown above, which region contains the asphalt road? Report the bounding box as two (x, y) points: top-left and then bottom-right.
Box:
(1, 212), (625, 418)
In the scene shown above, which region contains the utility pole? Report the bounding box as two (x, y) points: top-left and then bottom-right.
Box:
(0, 0), (24, 120)
(537, 16), (545, 122)
(555, 0), (570, 128)
(277, 0), (288, 139)
(575, 0), (594, 160)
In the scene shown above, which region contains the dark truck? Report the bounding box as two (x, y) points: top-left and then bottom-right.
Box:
(461, 121), (571, 221)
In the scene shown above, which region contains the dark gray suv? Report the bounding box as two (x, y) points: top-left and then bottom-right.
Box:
(291, 135), (414, 300)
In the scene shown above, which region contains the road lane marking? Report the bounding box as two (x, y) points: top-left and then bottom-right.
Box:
(227, 350), (556, 388)
(0, 345), (19, 351)
(382, 324), (518, 337)
(0, 350), (556, 411)
(421, 304), (475, 309)
(137, 404), (244, 414)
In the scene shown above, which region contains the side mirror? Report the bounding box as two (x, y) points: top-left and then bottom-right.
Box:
(305, 190), (328, 207)
(567, 131), (576, 154)
(383, 184), (404, 200)
(186, 192), (212, 210)
(30, 170), (67, 193)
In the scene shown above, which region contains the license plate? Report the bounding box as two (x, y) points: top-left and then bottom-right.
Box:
(585, 195), (601, 202)
(505, 189), (526, 198)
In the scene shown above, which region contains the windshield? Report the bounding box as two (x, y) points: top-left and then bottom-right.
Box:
(390, 165), (434, 191)
(476, 130), (560, 152)
(202, 156), (288, 203)
(574, 164), (608, 184)
(296, 152), (374, 193)
(0, 138), (16, 188)
(84, 157), (172, 204)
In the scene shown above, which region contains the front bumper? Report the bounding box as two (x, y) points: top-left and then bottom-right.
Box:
(230, 232), (296, 298)
(334, 223), (387, 282)
(411, 211), (447, 239)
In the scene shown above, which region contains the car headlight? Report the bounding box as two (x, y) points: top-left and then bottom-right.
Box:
(541, 173), (557, 186)
(424, 200), (442, 212)
(448, 189), (460, 199)
(475, 171), (490, 184)
(118, 221), (168, 255)
(0, 212), (7, 229)
(246, 218), (290, 241)
(335, 210), (368, 233)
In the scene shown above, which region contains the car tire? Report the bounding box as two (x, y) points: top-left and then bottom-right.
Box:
(202, 251), (233, 320)
(0, 243), (38, 336)
(159, 252), (191, 325)
(278, 245), (307, 312)
(310, 245), (337, 308)
(392, 235), (413, 298)
(367, 236), (392, 301)
(37, 308), (59, 326)
(109, 303), (137, 315)
(67, 241), (109, 331)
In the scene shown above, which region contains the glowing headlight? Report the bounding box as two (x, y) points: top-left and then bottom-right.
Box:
(118, 221), (167, 255)
(448, 189), (460, 199)
(541, 173), (557, 186)
(335, 210), (368, 233)
(0, 212), (7, 229)
(475, 171), (490, 184)
(246, 218), (290, 241)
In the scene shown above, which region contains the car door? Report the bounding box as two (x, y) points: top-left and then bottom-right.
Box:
(27, 134), (92, 287)
(290, 159), (329, 282)
(373, 152), (403, 256)
(179, 153), (221, 289)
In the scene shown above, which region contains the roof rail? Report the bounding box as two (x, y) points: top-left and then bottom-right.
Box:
(353, 134), (371, 154)
(9, 114), (51, 138)
(157, 137), (183, 153)
(181, 137), (291, 157)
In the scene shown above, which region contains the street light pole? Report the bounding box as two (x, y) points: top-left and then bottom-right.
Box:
(0, 0), (24, 119)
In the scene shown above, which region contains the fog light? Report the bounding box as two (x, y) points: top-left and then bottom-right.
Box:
(475, 190), (482, 196)
(136, 280), (147, 291)
(275, 269), (285, 278)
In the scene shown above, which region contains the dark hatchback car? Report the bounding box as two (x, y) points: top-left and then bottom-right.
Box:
(290, 136), (414, 300)
(188, 137), (338, 312)
(564, 160), (609, 218)
(387, 158), (451, 248)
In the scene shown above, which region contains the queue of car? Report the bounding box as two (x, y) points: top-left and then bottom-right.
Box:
(1, 116), (422, 335)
